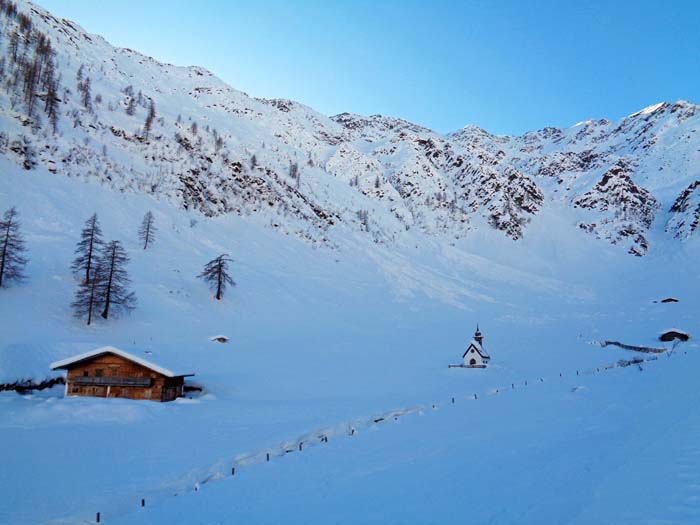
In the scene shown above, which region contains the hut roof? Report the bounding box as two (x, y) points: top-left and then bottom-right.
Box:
(50, 346), (193, 378)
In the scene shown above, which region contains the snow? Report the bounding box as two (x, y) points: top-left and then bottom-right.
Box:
(2, 158), (700, 524)
(108, 351), (700, 525)
(0, 2), (700, 524)
(6, 349), (698, 524)
(630, 101), (667, 117)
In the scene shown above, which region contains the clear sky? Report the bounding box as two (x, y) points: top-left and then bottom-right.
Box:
(35, 0), (700, 135)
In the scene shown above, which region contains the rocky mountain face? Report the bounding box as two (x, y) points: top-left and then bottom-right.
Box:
(1, 0), (699, 255)
(667, 181), (700, 239)
(573, 160), (659, 256)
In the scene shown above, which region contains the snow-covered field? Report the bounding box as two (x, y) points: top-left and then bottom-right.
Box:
(114, 350), (700, 525)
(1, 164), (699, 524)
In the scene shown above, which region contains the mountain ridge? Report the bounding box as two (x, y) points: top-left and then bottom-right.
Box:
(1, 0), (699, 255)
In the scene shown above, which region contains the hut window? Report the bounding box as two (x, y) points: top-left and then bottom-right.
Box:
(111, 368), (119, 376)
(83, 371), (89, 377)
(144, 389), (152, 399)
(95, 369), (103, 377)
(72, 386), (80, 393)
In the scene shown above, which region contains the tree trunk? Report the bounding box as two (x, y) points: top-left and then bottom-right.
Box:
(85, 231), (94, 284)
(87, 288), (93, 325)
(101, 248), (115, 319)
(215, 263), (222, 300)
(86, 273), (98, 326)
(0, 218), (11, 288)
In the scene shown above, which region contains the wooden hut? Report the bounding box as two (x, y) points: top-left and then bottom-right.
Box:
(50, 346), (194, 402)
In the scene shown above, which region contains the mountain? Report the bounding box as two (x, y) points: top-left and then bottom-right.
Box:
(0, 0), (699, 255)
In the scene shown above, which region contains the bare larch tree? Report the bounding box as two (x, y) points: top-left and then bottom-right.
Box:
(198, 254), (235, 300)
(99, 240), (136, 319)
(71, 213), (103, 284)
(0, 207), (28, 288)
(138, 211), (156, 250)
(143, 99), (156, 138)
(71, 262), (104, 325)
(77, 76), (92, 112)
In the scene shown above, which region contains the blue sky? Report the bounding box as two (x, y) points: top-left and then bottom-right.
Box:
(36, 0), (700, 135)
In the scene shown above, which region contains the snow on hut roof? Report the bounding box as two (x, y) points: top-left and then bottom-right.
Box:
(463, 339), (490, 359)
(50, 346), (193, 378)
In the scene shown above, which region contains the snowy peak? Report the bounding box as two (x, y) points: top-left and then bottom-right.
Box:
(626, 100), (696, 121)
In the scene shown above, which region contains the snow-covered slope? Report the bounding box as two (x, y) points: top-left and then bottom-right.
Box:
(2, 165), (700, 525)
(0, 1), (699, 254)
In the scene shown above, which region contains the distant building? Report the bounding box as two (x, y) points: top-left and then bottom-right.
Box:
(463, 325), (490, 367)
(50, 346), (194, 402)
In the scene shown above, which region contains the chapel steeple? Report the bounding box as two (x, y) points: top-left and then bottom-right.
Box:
(474, 324), (483, 346)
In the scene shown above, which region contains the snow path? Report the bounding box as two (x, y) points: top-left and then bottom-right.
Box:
(49, 350), (683, 524)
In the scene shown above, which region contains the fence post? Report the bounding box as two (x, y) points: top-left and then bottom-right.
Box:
(576, 370), (579, 376)
(512, 383), (514, 389)
(452, 397), (455, 404)
(96, 512), (100, 523)
(141, 498), (145, 508)
(232, 467), (236, 476)
(266, 453), (270, 462)
(474, 394), (477, 400)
